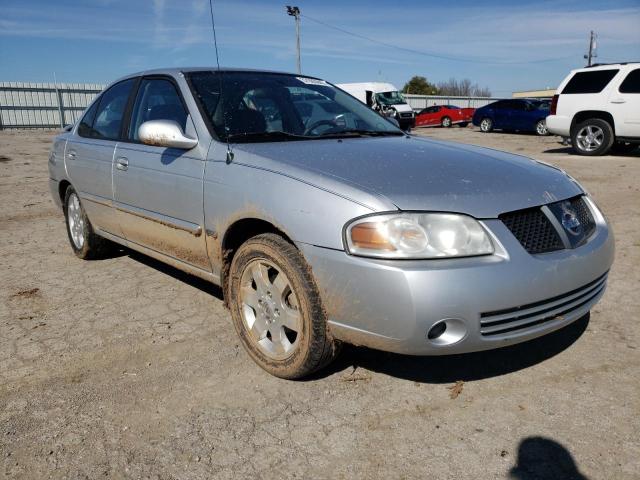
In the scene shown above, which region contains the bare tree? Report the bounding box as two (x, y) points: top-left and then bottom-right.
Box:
(437, 78), (491, 97)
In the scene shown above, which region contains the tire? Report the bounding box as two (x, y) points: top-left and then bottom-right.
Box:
(459, 122), (468, 128)
(535, 119), (548, 136)
(63, 185), (110, 259)
(479, 117), (493, 133)
(227, 233), (341, 379)
(571, 118), (614, 156)
(610, 142), (638, 155)
(441, 116), (452, 128)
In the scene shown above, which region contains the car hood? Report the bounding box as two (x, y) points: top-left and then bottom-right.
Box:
(233, 136), (582, 218)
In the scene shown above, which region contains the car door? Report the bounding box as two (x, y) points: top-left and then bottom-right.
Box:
(64, 78), (137, 237)
(610, 68), (640, 137)
(492, 101), (510, 128)
(419, 106), (438, 126)
(112, 76), (210, 270)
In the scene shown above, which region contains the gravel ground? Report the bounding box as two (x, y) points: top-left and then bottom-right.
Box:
(1, 127), (639, 479)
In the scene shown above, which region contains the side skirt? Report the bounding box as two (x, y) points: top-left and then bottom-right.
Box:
(96, 228), (221, 286)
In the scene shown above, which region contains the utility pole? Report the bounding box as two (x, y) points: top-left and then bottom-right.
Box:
(584, 31), (597, 66)
(286, 6), (301, 74)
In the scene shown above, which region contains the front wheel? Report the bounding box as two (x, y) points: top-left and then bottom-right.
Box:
(441, 116), (452, 128)
(227, 233), (340, 379)
(479, 117), (493, 133)
(535, 119), (548, 136)
(571, 119), (614, 156)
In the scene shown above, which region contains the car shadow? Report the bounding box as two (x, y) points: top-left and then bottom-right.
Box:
(316, 313), (590, 384)
(114, 246), (589, 384)
(509, 436), (589, 479)
(126, 249), (224, 300)
(543, 146), (575, 155)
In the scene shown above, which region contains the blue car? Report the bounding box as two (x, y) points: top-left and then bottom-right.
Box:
(473, 99), (550, 136)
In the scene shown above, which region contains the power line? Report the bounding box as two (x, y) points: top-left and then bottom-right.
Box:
(301, 13), (575, 66)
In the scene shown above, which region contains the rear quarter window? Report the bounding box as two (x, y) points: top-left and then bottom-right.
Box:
(561, 69), (619, 94)
(619, 69), (640, 93)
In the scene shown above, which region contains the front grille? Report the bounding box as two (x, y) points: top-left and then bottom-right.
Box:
(500, 207), (564, 254)
(480, 272), (608, 337)
(500, 195), (596, 254)
(400, 112), (413, 118)
(570, 196), (596, 239)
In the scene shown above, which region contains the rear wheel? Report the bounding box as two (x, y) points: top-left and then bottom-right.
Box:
(63, 186), (110, 259)
(479, 117), (493, 133)
(571, 118), (614, 156)
(227, 233), (340, 379)
(441, 116), (452, 128)
(535, 119), (548, 136)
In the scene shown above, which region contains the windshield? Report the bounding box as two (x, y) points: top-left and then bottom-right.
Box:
(375, 90), (406, 106)
(187, 71), (402, 142)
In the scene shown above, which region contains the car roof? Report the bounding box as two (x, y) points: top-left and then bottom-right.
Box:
(571, 62), (639, 74)
(106, 67), (319, 88)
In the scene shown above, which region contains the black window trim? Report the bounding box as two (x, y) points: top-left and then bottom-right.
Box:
(120, 74), (193, 146)
(618, 68), (640, 94)
(77, 77), (139, 141)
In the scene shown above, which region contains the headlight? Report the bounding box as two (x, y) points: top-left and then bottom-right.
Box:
(345, 213), (494, 259)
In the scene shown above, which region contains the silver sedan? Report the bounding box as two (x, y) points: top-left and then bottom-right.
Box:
(48, 68), (614, 378)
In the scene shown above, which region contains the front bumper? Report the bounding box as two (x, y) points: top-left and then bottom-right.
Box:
(299, 213), (614, 355)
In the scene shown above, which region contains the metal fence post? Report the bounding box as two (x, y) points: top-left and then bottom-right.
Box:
(54, 82), (64, 128)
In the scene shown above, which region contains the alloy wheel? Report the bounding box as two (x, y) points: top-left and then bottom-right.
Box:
(536, 120), (548, 136)
(576, 125), (604, 152)
(239, 258), (302, 360)
(67, 193), (85, 249)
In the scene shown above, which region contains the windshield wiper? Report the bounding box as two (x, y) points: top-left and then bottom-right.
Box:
(226, 131), (310, 142)
(316, 129), (404, 138)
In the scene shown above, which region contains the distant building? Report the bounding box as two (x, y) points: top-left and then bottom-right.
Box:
(512, 88), (556, 99)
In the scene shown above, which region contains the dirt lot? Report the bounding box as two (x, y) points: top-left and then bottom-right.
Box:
(1, 127), (639, 479)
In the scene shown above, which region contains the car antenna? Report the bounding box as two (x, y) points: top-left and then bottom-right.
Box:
(208, 0), (234, 164)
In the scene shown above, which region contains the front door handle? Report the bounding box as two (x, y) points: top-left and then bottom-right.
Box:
(116, 156), (129, 171)
(610, 98), (626, 104)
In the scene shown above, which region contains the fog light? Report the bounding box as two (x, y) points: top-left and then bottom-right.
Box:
(427, 322), (447, 340)
(426, 318), (467, 346)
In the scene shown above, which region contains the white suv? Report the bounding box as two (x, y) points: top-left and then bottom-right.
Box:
(546, 62), (640, 156)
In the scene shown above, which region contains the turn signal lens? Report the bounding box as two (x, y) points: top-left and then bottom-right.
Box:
(350, 222), (396, 251)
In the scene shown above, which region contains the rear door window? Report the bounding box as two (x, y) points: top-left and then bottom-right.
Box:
(561, 69), (619, 94)
(619, 69), (640, 93)
(91, 79), (136, 140)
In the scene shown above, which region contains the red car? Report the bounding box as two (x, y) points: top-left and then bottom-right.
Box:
(415, 105), (475, 128)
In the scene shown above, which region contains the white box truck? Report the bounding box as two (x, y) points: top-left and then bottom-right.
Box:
(337, 82), (416, 131)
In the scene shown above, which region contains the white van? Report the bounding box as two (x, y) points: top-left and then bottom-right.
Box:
(337, 82), (415, 131)
(546, 62), (640, 156)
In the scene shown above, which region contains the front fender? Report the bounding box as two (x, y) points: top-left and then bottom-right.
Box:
(203, 160), (380, 261)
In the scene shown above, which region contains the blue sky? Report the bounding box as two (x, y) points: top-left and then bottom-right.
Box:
(1, 0), (639, 95)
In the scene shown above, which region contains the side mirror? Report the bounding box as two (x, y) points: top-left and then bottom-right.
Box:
(138, 120), (198, 149)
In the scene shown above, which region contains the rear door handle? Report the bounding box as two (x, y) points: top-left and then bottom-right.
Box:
(66, 150), (76, 160)
(116, 156), (129, 171)
(610, 98), (626, 104)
